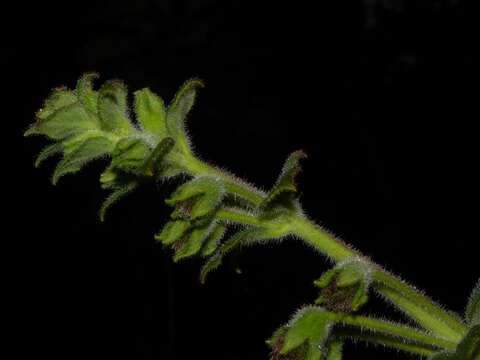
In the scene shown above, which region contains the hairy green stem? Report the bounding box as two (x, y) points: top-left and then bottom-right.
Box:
(330, 312), (458, 351)
(374, 271), (467, 342)
(189, 157), (468, 343)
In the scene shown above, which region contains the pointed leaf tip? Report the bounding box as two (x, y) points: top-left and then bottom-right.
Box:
(280, 308), (332, 357)
(134, 87), (167, 137)
(97, 79), (134, 134)
(99, 183), (137, 222)
(76, 72), (100, 114)
(51, 136), (113, 185)
(262, 150), (308, 207)
(466, 278), (480, 326)
(165, 78), (205, 150)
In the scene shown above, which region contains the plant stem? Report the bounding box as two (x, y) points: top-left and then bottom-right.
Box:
(189, 157), (468, 343)
(329, 313), (457, 355)
(374, 271), (467, 342)
(330, 312), (458, 351)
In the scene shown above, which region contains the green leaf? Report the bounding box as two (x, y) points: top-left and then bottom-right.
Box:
(97, 80), (134, 135)
(166, 78), (204, 151)
(466, 278), (480, 326)
(134, 88), (167, 138)
(173, 220), (218, 262)
(165, 175), (225, 219)
(35, 87), (77, 121)
(155, 220), (191, 245)
(76, 72), (99, 114)
(99, 182), (137, 222)
(261, 150), (308, 206)
(26, 102), (99, 140)
(280, 307), (332, 360)
(110, 138), (151, 173)
(52, 136), (114, 185)
(34, 143), (64, 168)
(199, 222), (227, 257)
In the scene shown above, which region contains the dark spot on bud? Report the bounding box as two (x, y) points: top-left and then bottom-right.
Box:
(270, 333), (309, 360)
(320, 274), (360, 313)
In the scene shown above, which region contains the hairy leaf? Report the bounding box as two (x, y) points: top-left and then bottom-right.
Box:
(466, 278), (480, 326)
(262, 150), (308, 206)
(200, 222), (227, 257)
(166, 78), (204, 152)
(165, 175), (225, 220)
(280, 307), (332, 360)
(26, 102), (99, 140)
(134, 88), (167, 138)
(35, 87), (77, 121)
(99, 182), (137, 222)
(34, 143), (64, 168)
(174, 220), (218, 262)
(52, 136), (113, 184)
(155, 220), (191, 245)
(97, 80), (134, 134)
(76, 72), (99, 114)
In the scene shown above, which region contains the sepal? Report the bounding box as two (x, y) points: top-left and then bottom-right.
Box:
(268, 307), (333, 360)
(260, 151), (307, 219)
(314, 257), (373, 312)
(134, 88), (167, 138)
(97, 79), (134, 134)
(166, 78), (204, 153)
(466, 278), (480, 326)
(99, 182), (138, 222)
(76, 72), (99, 114)
(52, 136), (114, 185)
(165, 175), (225, 220)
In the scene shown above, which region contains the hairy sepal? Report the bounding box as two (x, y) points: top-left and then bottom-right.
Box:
(466, 278), (480, 326)
(173, 219), (218, 262)
(97, 80), (134, 135)
(52, 136), (114, 184)
(314, 257), (373, 312)
(166, 78), (204, 153)
(134, 88), (167, 138)
(166, 175), (225, 220)
(76, 72), (99, 114)
(99, 182), (137, 222)
(260, 151), (307, 219)
(26, 102), (99, 140)
(275, 307), (332, 360)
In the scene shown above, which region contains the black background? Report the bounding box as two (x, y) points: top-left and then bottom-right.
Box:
(6, 1), (479, 359)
